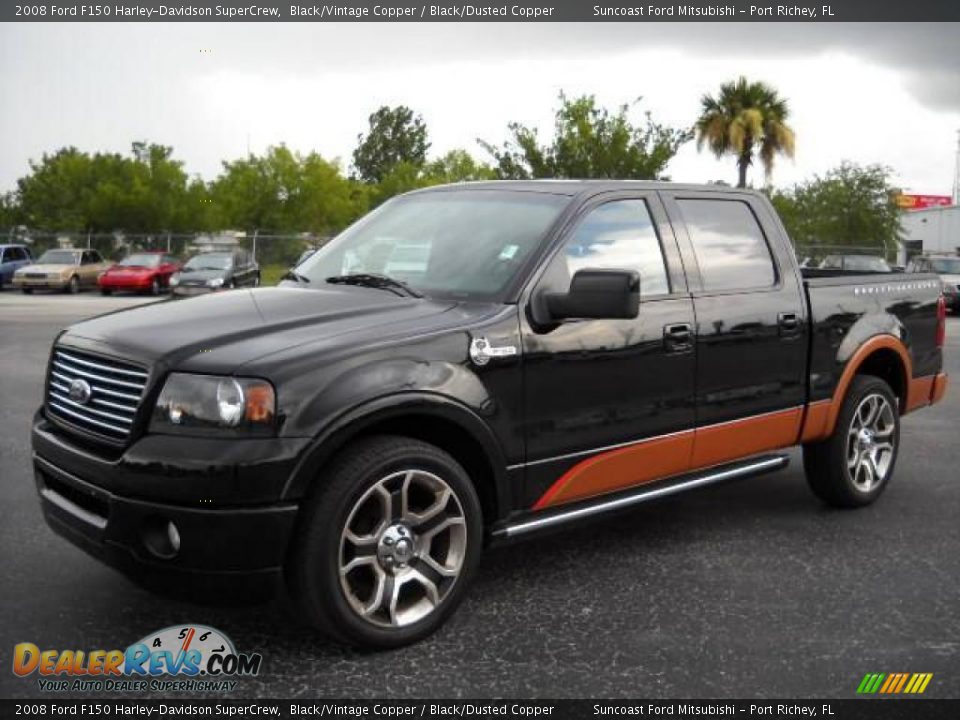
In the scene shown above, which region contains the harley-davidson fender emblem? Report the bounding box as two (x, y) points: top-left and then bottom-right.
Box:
(469, 337), (518, 366)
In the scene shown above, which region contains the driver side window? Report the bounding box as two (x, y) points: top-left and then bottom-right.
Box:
(546, 199), (670, 298)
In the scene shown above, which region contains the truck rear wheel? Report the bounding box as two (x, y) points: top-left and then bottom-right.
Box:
(288, 435), (483, 648)
(803, 375), (900, 508)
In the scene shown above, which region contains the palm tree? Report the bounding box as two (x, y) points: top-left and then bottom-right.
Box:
(695, 77), (795, 188)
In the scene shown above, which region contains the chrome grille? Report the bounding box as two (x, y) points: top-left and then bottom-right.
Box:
(46, 348), (148, 441)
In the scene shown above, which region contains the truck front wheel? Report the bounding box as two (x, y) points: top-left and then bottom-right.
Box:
(288, 435), (483, 648)
(803, 375), (900, 508)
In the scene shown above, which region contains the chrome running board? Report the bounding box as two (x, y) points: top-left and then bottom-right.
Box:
(492, 454), (790, 540)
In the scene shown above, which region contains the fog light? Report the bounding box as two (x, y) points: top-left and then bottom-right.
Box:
(167, 521), (181, 554)
(142, 517), (181, 559)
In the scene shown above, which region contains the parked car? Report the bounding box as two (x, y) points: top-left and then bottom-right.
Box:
(98, 252), (182, 296)
(12, 248), (108, 293)
(907, 254), (960, 311)
(820, 254), (892, 273)
(31, 182), (948, 648)
(169, 249), (260, 297)
(0, 244), (33, 289)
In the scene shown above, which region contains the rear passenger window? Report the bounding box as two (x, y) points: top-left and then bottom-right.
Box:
(677, 199), (776, 291)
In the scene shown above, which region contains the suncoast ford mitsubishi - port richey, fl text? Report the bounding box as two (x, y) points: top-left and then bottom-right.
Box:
(31, 181), (947, 648)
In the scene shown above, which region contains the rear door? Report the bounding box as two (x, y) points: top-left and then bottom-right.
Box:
(520, 191), (697, 509)
(661, 191), (807, 468)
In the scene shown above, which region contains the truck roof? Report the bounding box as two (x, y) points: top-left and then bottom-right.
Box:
(411, 180), (764, 198)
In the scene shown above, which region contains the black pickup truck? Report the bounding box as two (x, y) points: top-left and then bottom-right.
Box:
(32, 181), (948, 647)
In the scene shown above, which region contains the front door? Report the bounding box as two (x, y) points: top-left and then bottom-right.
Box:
(520, 193), (697, 510)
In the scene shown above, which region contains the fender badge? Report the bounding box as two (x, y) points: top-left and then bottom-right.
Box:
(469, 337), (518, 367)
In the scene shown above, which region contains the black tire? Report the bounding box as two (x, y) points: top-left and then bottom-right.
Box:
(22, 287), (32, 294)
(100, 288), (112, 296)
(253, 274), (261, 288)
(287, 435), (483, 649)
(149, 278), (160, 296)
(803, 375), (900, 508)
(66, 276), (79, 294)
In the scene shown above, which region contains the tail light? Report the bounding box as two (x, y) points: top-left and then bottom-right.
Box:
(935, 295), (946, 348)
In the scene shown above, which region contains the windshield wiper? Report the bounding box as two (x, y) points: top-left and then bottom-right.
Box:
(325, 273), (423, 298)
(281, 270), (311, 284)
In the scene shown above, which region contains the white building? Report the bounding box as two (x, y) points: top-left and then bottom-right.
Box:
(899, 205), (960, 264)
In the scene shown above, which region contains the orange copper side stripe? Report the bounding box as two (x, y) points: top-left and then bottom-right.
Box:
(532, 431), (694, 509)
(691, 407), (802, 469)
(907, 375), (936, 413)
(534, 407), (802, 510)
(800, 400), (832, 443)
(879, 675), (896, 693)
(930, 373), (949, 406)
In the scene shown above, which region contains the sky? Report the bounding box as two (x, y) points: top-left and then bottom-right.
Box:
(1, 22), (959, 195)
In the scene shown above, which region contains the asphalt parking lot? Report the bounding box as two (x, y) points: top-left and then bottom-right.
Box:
(1, 291), (958, 700)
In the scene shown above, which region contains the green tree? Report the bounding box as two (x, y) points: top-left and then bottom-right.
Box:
(0, 191), (20, 230)
(212, 145), (365, 234)
(14, 143), (194, 232)
(422, 149), (497, 184)
(479, 92), (691, 180)
(352, 105), (430, 184)
(769, 162), (902, 258)
(695, 76), (795, 188)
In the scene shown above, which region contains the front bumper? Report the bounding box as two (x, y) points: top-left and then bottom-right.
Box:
(14, 276), (69, 290)
(171, 285), (216, 297)
(32, 413), (309, 596)
(99, 276), (152, 291)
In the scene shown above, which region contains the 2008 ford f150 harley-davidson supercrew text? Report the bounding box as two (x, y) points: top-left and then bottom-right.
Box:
(31, 181), (948, 647)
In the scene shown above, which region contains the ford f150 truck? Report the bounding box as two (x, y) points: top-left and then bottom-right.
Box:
(32, 181), (949, 648)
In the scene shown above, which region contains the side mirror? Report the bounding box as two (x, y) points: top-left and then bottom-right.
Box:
(543, 268), (640, 321)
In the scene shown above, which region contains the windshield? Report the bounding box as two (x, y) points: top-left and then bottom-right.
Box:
(119, 253), (161, 267)
(296, 190), (569, 299)
(37, 250), (79, 265)
(930, 258), (960, 274)
(185, 254), (232, 271)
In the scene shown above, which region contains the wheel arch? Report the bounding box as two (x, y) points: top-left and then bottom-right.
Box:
(282, 393), (509, 525)
(803, 334), (912, 442)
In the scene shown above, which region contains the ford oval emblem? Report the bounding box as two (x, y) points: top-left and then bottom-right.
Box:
(68, 378), (92, 405)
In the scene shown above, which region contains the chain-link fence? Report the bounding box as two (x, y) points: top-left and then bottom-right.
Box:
(2, 230), (333, 285)
(793, 244), (900, 267)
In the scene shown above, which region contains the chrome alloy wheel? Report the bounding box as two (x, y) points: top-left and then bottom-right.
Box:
(846, 393), (896, 492)
(338, 469), (467, 628)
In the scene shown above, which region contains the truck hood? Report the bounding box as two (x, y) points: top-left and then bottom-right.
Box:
(60, 286), (461, 373)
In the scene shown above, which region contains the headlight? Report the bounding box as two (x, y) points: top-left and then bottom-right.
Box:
(207, 277), (224, 288)
(169, 273), (180, 287)
(151, 373), (276, 436)
(942, 280), (958, 295)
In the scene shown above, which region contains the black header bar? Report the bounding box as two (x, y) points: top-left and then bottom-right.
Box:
(3, 0), (960, 22)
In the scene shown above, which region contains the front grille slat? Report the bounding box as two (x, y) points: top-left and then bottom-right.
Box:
(52, 359), (146, 391)
(48, 391), (134, 424)
(46, 348), (148, 442)
(56, 350), (149, 379)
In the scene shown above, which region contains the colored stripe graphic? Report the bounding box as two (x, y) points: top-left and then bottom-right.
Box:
(857, 672), (933, 694)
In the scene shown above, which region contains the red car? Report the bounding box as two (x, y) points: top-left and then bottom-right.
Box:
(98, 252), (182, 295)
